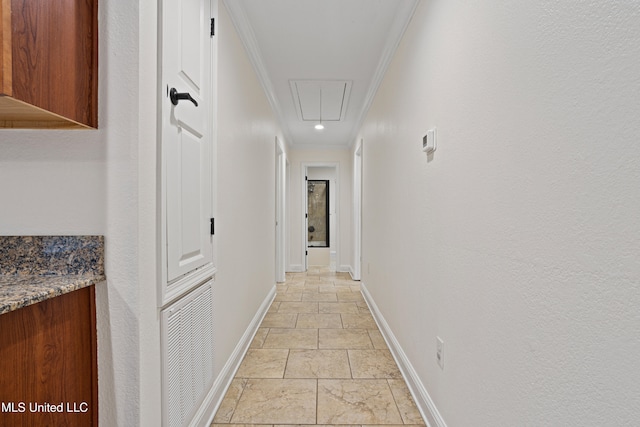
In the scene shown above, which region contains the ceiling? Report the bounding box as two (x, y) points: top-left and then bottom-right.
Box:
(224, 0), (419, 149)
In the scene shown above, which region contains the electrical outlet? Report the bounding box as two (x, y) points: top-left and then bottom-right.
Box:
(436, 336), (444, 370)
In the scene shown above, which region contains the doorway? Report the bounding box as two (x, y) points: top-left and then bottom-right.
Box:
(307, 180), (330, 248)
(302, 163), (339, 271)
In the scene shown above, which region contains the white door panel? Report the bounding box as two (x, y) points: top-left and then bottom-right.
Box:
(162, 0), (213, 283)
(166, 128), (206, 277)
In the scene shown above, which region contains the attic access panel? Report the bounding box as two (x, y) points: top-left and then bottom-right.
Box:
(290, 80), (352, 122)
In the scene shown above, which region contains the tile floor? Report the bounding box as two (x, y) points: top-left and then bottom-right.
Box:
(211, 267), (425, 427)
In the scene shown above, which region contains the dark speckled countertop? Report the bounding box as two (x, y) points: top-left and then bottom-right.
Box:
(0, 236), (105, 315)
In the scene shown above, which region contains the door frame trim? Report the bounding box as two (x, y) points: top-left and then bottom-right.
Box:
(352, 139), (363, 280)
(275, 137), (286, 283)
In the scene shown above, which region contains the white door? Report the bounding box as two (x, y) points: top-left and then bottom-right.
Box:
(162, 0), (214, 282)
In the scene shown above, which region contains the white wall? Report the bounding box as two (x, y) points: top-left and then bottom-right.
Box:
(359, 1), (640, 425)
(213, 1), (282, 372)
(0, 119), (105, 233)
(287, 149), (352, 272)
(138, 0), (161, 425)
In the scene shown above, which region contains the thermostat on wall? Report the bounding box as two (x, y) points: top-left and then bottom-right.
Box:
(422, 128), (437, 154)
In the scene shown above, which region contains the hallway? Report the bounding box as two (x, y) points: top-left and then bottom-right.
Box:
(211, 268), (425, 426)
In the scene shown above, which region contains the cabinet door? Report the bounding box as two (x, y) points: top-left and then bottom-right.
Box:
(0, 287), (97, 426)
(162, 0), (214, 282)
(0, 0), (98, 128)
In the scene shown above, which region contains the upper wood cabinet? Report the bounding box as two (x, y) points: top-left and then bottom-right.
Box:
(0, 0), (98, 129)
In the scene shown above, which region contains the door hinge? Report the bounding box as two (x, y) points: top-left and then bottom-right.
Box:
(305, 213), (308, 218)
(305, 250), (308, 256)
(210, 18), (215, 37)
(210, 218), (215, 235)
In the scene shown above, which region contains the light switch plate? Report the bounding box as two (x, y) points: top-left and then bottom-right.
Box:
(422, 128), (437, 153)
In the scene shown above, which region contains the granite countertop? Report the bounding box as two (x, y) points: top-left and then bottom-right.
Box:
(0, 236), (105, 315)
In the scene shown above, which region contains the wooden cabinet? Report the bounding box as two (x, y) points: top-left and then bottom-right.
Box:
(0, 0), (98, 129)
(0, 286), (98, 426)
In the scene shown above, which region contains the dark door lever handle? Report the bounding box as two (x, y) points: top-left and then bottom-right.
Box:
(169, 88), (198, 107)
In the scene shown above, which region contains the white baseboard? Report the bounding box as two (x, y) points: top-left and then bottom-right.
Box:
(347, 266), (357, 280)
(361, 283), (447, 427)
(192, 286), (276, 427)
(287, 264), (304, 272)
(288, 264), (351, 274)
(338, 264), (352, 274)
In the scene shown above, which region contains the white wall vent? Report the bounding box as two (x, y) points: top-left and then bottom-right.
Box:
(162, 280), (215, 427)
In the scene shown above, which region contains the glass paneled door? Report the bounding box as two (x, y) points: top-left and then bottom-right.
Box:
(307, 180), (329, 248)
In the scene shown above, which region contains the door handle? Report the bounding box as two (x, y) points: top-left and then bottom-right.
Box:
(169, 88), (198, 107)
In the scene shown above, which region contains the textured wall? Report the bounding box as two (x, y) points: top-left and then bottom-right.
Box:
(359, 0), (640, 425)
(99, 0), (145, 425)
(0, 132), (105, 235)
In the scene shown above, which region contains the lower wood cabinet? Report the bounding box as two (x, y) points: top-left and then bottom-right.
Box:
(0, 286), (98, 426)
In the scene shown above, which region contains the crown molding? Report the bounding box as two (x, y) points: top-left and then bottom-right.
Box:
(223, 0), (419, 150)
(345, 0), (420, 148)
(222, 0), (295, 145)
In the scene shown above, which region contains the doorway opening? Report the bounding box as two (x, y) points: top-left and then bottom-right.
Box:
(307, 180), (330, 248)
(303, 163), (339, 272)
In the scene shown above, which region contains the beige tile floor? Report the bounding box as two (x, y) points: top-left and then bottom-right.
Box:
(212, 267), (425, 427)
